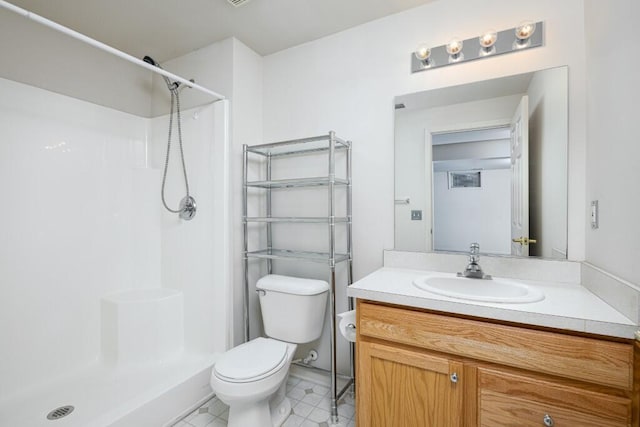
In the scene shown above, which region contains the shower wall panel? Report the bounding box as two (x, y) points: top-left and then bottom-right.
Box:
(149, 101), (231, 356)
(0, 77), (161, 397)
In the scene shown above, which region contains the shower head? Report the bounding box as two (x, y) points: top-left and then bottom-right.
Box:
(142, 55), (179, 92)
(142, 55), (158, 67)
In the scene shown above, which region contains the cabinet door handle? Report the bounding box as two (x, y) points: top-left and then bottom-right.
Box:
(543, 414), (554, 426)
(450, 372), (458, 383)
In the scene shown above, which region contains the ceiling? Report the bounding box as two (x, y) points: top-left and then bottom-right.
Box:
(7, 0), (436, 61)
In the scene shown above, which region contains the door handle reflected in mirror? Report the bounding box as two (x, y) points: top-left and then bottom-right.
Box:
(512, 236), (537, 245)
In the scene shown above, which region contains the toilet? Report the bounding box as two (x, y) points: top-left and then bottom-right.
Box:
(210, 274), (329, 427)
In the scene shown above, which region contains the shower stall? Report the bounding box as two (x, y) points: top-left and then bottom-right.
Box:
(0, 3), (231, 426)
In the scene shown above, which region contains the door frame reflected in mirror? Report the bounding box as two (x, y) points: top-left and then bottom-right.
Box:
(394, 66), (568, 259)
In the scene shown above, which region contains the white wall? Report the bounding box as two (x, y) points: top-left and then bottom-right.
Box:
(527, 67), (568, 258)
(421, 95), (523, 133)
(584, 0), (640, 285)
(0, 7), (152, 117)
(261, 0), (587, 373)
(154, 37), (264, 347)
(433, 139), (510, 162)
(150, 39), (234, 117)
(263, 0), (587, 289)
(394, 109), (429, 252)
(230, 39), (265, 346)
(433, 169), (511, 254)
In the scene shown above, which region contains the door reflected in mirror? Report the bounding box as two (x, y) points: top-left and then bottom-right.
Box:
(394, 66), (568, 258)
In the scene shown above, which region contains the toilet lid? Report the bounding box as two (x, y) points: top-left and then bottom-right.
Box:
(214, 337), (288, 383)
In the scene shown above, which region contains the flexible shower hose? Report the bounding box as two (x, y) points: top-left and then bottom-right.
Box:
(160, 88), (191, 214)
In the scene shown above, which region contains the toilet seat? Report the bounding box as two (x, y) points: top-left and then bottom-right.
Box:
(214, 337), (288, 383)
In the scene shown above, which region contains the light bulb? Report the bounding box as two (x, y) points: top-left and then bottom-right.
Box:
(446, 38), (463, 56)
(414, 43), (431, 61)
(479, 30), (498, 48)
(446, 38), (464, 63)
(515, 21), (536, 40)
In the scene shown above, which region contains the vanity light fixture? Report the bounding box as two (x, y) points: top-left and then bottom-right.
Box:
(411, 21), (543, 73)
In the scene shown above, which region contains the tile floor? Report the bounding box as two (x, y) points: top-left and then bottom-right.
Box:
(173, 376), (355, 427)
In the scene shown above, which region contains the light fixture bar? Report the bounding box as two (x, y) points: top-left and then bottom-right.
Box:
(411, 21), (544, 74)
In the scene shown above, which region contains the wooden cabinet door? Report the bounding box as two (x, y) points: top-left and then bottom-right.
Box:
(357, 341), (463, 427)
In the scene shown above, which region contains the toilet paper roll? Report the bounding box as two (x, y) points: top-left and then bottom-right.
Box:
(337, 310), (356, 342)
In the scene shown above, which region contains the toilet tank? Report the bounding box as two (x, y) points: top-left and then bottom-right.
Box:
(256, 274), (329, 343)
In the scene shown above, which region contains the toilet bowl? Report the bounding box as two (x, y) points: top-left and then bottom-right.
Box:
(210, 274), (329, 427)
(211, 338), (296, 427)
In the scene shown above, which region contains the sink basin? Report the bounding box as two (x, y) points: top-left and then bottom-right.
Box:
(413, 275), (545, 303)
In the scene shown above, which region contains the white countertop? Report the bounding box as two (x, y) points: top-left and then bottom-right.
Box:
(347, 267), (638, 339)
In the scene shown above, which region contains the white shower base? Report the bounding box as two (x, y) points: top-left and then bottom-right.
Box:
(0, 287), (219, 426)
(0, 351), (218, 427)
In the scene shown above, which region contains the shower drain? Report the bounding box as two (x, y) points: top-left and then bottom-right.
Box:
(46, 405), (74, 420)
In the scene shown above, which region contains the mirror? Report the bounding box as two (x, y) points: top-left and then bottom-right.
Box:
(394, 66), (568, 258)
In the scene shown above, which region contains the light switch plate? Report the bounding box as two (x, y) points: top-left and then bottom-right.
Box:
(591, 200), (599, 229)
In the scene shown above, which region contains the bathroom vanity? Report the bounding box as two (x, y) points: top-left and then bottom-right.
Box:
(348, 261), (640, 427)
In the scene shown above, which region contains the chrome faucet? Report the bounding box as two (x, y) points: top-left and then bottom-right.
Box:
(458, 243), (491, 279)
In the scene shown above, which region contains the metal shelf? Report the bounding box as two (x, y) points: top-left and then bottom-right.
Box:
(243, 131), (353, 425)
(245, 217), (350, 224)
(245, 133), (350, 157)
(246, 177), (349, 189)
(246, 249), (350, 264)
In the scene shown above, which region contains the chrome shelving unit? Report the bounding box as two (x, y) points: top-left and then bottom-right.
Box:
(242, 131), (353, 425)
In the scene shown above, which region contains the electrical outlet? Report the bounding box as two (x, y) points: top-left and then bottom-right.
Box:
(411, 210), (422, 221)
(591, 200), (599, 229)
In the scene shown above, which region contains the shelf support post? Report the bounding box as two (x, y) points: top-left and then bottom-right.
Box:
(346, 140), (355, 394)
(328, 131), (339, 424)
(242, 144), (250, 343)
(266, 153), (273, 275)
